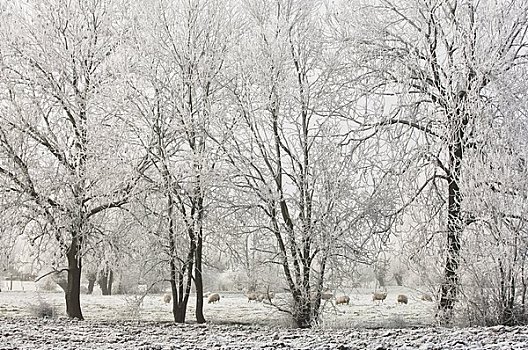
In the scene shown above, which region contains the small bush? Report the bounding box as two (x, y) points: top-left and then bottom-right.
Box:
(124, 295), (145, 319)
(29, 300), (57, 319)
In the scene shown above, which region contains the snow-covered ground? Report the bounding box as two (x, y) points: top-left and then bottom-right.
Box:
(1, 287), (527, 349)
(2, 317), (528, 349)
(0, 286), (435, 328)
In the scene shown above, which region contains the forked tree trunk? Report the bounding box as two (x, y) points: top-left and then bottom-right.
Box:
(66, 237), (84, 320)
(98, 268), (114, 296)
(168, 203), (194, 324)
(170, 271), (188, 323)
(171, 258), (193, 323)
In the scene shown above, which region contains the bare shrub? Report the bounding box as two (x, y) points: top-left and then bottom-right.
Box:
(29, 299), (56, 319)
(124, 295), (144, 319)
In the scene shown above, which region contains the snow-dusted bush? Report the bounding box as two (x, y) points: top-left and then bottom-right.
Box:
(29, 299), (56, 319)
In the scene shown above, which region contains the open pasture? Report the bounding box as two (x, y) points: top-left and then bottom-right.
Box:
(3, 286), (528, 349)
(0, 286), (435, 328)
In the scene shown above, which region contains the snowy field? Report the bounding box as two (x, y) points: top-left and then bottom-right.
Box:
(0, 285), (435, 328)
(1, 286), (528, 348)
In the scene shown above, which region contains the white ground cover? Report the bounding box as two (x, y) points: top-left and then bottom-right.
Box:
(2, 317), (528, 349)
(1, 286), (527, 349)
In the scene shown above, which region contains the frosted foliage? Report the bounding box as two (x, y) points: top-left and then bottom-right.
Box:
(0, 0), (527, 332)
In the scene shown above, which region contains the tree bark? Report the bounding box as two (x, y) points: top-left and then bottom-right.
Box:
(98, 272), (108, 296)
(87, 273), (96, 295)
(394, 273), (403, 286)
(66, 237), (84, 320)
(97, 268), (113, 296)
(438, 104), (467, 321)
(293, 293), (312, 328)
(107, 270), (113, 295)
(170, 268), (189, 323)
(194, 195), (205, 324)
(194, 228), (205, 324)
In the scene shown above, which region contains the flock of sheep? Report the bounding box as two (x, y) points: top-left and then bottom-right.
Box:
(162, 290), (434, 306)
(372, 291), (433, 304)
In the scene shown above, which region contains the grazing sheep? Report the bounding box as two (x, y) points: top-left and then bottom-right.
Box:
(208, 293), (220, 304)
(421, 293), (433, 302)
(397, 294), (408, 304)
(321, 291), (334, 300)
(335, 295), (350, 305)
(247, 292), (259, 302)
(163, 293), (171, 304)
(372, 291), (387, 303)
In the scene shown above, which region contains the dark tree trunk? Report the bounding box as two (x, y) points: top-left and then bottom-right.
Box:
(167, 191), (194, 324)
(376, 275), (386, 288)
(438, 103), (467, 322)
(87, 273), (96, 295)
(195, 217), (205, 324)
(169, 251), (190, 323)
(66, 238), (84, 320)
(107, 270), (113, 295)
(310, 255), (327, 323)
(173, 302), (187, 323)
(98, 272), (108, 296)
(170, 269), (189, 323)
(293, 293), (312, 328)
(170, 256), (193, 323)
(438, 151), (462, 320)
(394, 273), (403, 286)
(97, 269), (113, 296)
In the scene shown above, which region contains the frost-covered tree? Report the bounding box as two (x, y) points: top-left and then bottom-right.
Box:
(127, 0), (234, 323)
(0, 0), (142, 319)
(221, 0), (397, 328)
(338, 0), (528, 322)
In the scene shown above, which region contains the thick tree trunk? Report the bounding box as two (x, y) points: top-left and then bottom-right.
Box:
(171, 276), (188, 323)
(438, 107), (466, 322)
(173, 303), (187, 323)
(66, 239), (84, 320)
(293, 293), (312, 328)
(170, 262), (193, 323)
(168, 202), (194, 324)
(97, 269), (113, 296)
(194, 225), (205, 324)
(98, 273), (108, 295)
